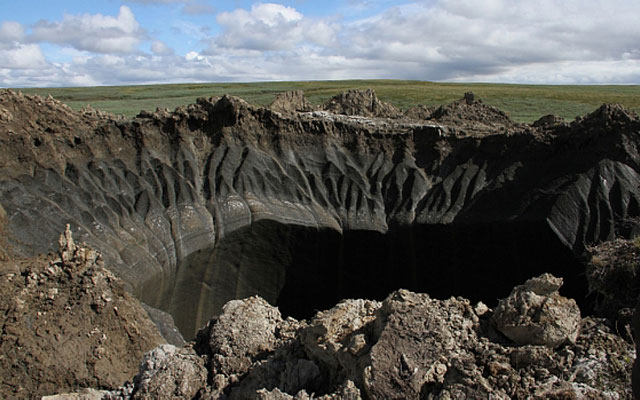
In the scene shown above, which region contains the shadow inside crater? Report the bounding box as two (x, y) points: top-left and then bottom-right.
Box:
(140, 219), (589, 340)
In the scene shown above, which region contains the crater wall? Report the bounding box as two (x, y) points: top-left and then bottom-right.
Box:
(2, 90), (639, 338)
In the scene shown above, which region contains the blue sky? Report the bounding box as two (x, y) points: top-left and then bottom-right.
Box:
(1, 0), (639, 87)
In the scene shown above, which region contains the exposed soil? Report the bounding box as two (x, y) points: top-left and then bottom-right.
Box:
(0, 226), (164, 398)
(1, 88), (639, 398)
(322, 88), (402, 119)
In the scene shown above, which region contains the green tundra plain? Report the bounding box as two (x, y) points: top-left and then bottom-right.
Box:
(18, 80), (640, 123)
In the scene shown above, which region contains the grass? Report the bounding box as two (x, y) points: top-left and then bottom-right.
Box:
(17, 80), (640, 123)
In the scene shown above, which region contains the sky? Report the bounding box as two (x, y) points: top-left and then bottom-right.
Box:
(0, 0), (639, 87)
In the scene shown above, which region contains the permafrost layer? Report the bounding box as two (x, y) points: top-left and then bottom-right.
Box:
(1, 90), (640, 339)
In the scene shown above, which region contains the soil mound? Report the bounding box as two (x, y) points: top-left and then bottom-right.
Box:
(532, 114), (566, 128)
(0, 226), (164, 398)
(429, 92), (511, 124)
(402, 104), (435, 120)
(0, 89), (118, 137)
(427, 92), (519, 136)
(576, 103), (639, 129)
(322, 89), (401, 118)
(270, 90), (316, 113)
(0, 90), (122, 181)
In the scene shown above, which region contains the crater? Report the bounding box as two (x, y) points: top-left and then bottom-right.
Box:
(1, 90), (639, 342)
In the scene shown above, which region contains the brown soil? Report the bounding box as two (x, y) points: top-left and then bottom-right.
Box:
(0, 90), (121, 182)
(0, 226), (164, 399)
(427, 92), (521, 136)
(321, 88), (401, 119)
(269, 90), (316, 113)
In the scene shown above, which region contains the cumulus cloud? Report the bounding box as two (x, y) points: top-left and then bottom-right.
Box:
(336, 0), (640, 81)
(2, 0), (640, 87)
(197, 0), (640, 83)
(0, 44), (47, 69)
(208, 3), (337, 52)
(151, 40), (174, 55)
(0, 22), (26, 43)
(30, 6), (144, 54)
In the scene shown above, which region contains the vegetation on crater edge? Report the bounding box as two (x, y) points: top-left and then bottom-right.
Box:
(17, 79), (640, 123)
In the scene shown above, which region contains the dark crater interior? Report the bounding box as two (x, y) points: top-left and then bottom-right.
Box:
(141, 220), (589, 339)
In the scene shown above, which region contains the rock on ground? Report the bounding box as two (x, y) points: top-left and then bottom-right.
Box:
(492, 273), (581, 348)
(90, 273), (632, 399)
(131, 344), (207, 400)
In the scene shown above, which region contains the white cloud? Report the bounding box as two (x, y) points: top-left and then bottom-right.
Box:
(0, 22), (25, 43)
(2, 0), (640, 87)
(185, 51), (202, 61)
(0, 44), (47, 69)
(151, 40), (174, 55)
(209, 3), (337, 52)
(333, 0), (640, 81)
(30, 6), (144, 54)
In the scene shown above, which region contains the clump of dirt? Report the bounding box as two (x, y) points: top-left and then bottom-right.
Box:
(587, 238), (640, 331)
(533, 114), (566, 128)
(569, 103), (640, 140)
(0, 225), (165, 398)
(428, 92), (518, 135)
(322, 89), (402, 119)
(270, 90), (316, 113)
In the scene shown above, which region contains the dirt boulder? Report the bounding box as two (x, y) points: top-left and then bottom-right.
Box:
(131, 344), (207, 400)
(492, 273), (581, 348)
(365, 290), (480, 399)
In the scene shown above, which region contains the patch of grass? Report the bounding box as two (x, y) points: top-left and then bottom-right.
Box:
(17, 80), (640, 123)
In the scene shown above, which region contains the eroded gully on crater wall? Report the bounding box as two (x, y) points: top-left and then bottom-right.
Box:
(2, 91), (639, 339)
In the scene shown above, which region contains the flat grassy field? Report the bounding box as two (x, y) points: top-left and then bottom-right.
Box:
(18, 80), (640, 123)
